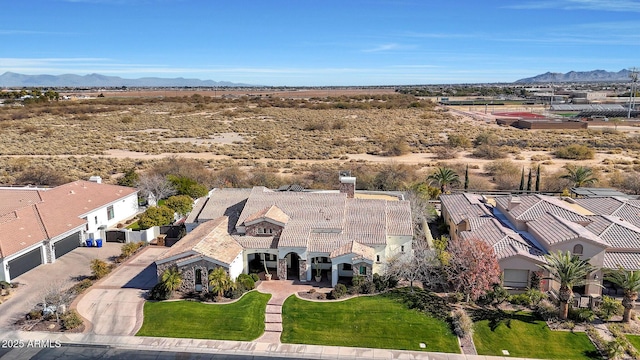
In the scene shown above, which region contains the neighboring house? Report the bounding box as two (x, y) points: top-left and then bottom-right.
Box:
(440, 193), (640, 298)
(157, 176), (413, 293)
(0, 179), (138, 282)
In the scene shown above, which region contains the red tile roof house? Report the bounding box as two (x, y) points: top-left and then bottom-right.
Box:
(0, 179), (138, 282)
(440, 193), (640, 302)
(156, 176), (413, 293)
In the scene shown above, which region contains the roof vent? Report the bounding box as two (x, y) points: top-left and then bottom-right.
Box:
(88, 175), (102, 184)
(69, 190), (75, 195)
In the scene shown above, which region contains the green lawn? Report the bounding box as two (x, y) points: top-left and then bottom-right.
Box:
(626, 334), (640, 352)
(473, 311), (599, 360)
(281, 295), (460, 353)
(126, 221), (140, 230)
(136, 291), (271, 341)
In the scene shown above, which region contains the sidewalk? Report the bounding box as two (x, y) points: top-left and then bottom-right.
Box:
(2, 329), (538, 360)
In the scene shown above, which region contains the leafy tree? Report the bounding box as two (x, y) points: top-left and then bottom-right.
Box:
(164, 195), (193, 217)
(444, 237), (501, 301)
(117, 168), (139, 187)
(161, 267), (183, 296)
(427, 167), (460, 193)
(561, 165), (598, 188)
(138, 206), (174, 230)
(167, 175), (208, 198)
(208, 267), (235, 298)
(605, 267), (640, 322)
(538, 251), (598, 320)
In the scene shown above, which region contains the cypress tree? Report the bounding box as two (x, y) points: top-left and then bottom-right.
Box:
(519, 167), (525, 192)
(535, 165), (541, 192)
(527, 168), (532, 192)
(464, 164), (469, 190)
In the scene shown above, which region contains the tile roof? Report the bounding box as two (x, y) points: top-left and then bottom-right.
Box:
(232, 235), (279, 249)
(329, 241), (375, 262)
(586, 215), (640, 250)
(0, 189), (43, 215)
(0, 205), (49, 258)
(574, 197), (626, 215)
(158, 217), (242, 266)
(439, 193), (492, 225)
(459, 218), (546, 263)
(604, 252), (640, 271)
(496, 194), (591, 223)
(244, 205), (290, 225)
(527, 212), (605, 247)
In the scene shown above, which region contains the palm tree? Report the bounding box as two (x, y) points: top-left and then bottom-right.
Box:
(161, 267), (183, 295)
(605, 267), (640, 322)
(427, 167), (460, 194)
(538, 251), (598, 320)
(208, 267), (236, 298)
(561, 166), (598, 188)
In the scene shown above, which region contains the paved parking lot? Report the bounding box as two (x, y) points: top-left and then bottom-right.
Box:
(0, 243), (122, 329)
(75, 247), (167, 335)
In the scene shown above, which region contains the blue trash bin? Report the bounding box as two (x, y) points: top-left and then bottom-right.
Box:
(95, 239), (103, 248)
(86, 239), (93, 247)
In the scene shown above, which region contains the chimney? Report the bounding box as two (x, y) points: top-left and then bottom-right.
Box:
(88, 175), (102, 184)
(339, 174), (356, 199)
(508, 195), (521, 211)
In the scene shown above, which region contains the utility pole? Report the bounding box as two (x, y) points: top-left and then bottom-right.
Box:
(628, 68), (638, 119)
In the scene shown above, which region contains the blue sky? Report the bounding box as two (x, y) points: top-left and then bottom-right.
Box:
(1, 0), (639, 86)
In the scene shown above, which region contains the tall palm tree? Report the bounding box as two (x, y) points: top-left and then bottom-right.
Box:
(208, 267), (236, 298)
(561, 166), (598, 188)
(427, 167), (460, 194)
(538, 251), (598, 320)
(605, 267), (640, 322)
(161, 267), (183, 294)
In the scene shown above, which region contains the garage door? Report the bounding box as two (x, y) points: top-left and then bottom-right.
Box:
(8, 247), (43, 280)
(503, 269), (529, 288)
(54, 232), (81, 258)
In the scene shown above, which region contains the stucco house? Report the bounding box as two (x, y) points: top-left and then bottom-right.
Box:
(156, 176), (413, 292)
(440, 193), (640, 299)
(0, 179), (138, 282)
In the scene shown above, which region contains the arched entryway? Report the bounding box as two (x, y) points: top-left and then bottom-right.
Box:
(277, 252), (307, 281)
(285, 252), (300, 280)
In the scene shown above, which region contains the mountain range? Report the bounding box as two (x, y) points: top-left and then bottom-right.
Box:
(515, 69), (633, 83)
(0, 72), (252, 87)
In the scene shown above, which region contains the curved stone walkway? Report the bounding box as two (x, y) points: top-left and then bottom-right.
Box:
(255, 279), (332, 343)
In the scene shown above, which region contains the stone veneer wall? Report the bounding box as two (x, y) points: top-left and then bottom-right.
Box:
(298, 259), (308, 281)
(352, 261), (373, 281)
(157, 259), (226, 293)
(278, 259), (287, 280)
(245, 221), (283, 237)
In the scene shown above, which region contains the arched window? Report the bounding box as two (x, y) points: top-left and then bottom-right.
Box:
(195, 268), (202, 285)
(573, 244), (584, 255)
(376, 255), (380, 262)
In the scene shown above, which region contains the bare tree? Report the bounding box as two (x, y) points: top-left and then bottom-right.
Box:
(405, 190), (437, 243)
(136, 174), (176, 201)
(386, 240), (440, 292)
(38, 280), (73, 323)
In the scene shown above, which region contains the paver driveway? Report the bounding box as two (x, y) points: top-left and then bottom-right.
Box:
(75, 246), (167, 336)
(0, 243), (122, 329)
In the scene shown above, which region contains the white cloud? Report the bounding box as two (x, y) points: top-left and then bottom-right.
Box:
(362, 43), (417, 53)
(506, 0), (640, 12)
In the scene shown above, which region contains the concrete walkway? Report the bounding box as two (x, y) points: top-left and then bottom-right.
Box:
(255, 278), (332, 343)
(2, 329), (541, 360)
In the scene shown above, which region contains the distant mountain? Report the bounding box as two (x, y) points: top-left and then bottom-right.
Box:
(0, 72), (253, 87)
(515, 69), (632, 83)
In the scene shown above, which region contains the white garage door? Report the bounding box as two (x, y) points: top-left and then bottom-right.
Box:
(503, 269), (529, 288)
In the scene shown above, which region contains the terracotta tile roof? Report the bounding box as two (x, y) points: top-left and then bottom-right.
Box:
(527, 212), (605, 247)
(604, 252), (640, 271)
(439, 193), (492, 225)
(586, 215), (640, 250)
(460, 218), (546, 263)
(159, 217), (242, 266)
(244, 205), (290, 225)
(329, 241), (375, 262)
(0, 189), (43, 215)
(495, 194), (590, 223)
(0, 205), (49, 258)
(187, 188), (252, 224)
(232, 235), (279, 249)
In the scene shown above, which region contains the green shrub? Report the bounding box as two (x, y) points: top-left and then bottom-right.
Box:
(452, 309), (474, 337)
(385, 287), (451, 321)
(554, 144), (595, 160)
(472, 145), (507, 159)
(569, 307), (596, 323)
(120, 241), (145, 259)
(0, 281), (11, 290)
(149, 283), (170, 300)
(330, 284), (348, 299)
(535, 299), (558, 320)
(482, 284), (510, 305)
(249, 273), (260, 282)
(525, 288), (547, 306)
(448, 134), (471, 148)
(597, 296), (624, 321)
(447, 292), (465, 304)
(164, 195), (194, 217)
(138, 206), (174, 230)
(509, 293), (532, 306)
(236, 274), (255, 291)
(167, 175), (208, 199)
(27, 310), (42, 320)
(70, 278), (94, 295)
(90, 259), (111, 280)
(372, 273), (398, 292)
(61, 310), (83, 330)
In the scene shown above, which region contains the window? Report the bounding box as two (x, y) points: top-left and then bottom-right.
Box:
(401, 245), (405, 253)
(94, 216), (98, 225)
(359, 266), (366, 275)
(257, 228), (264, 234)
(343, 264), (352, 271)
(195, 269), (202, 285)
(83, 217), (88, 231)
(376, 255), (380, 262)
(573, 244), (584, 255)
(107, 205), (115, 220)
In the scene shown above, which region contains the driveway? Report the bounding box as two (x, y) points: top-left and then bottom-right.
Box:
(0, 242), (122, 329)
(75, 247), (167, 336)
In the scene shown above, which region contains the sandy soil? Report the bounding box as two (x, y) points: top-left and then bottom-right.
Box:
(61, 88), (398, 99)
